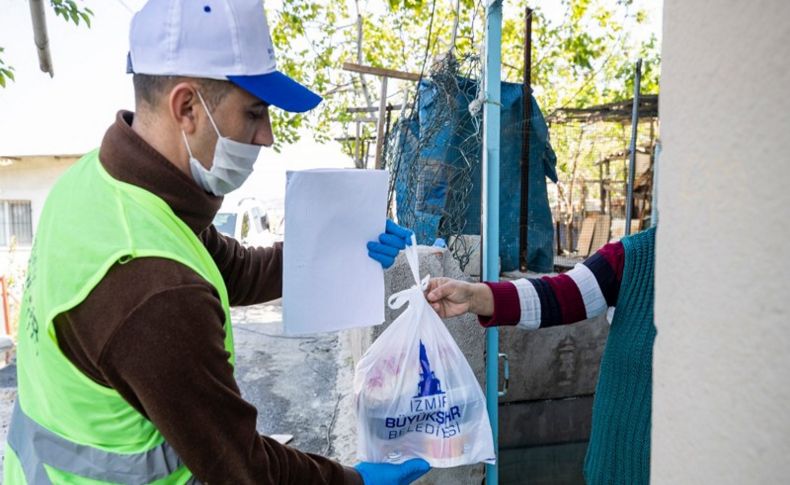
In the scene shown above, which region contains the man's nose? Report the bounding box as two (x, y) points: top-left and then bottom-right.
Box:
(254, 113), (274, 147)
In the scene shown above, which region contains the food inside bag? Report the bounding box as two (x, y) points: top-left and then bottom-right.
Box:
(354, 238), (496, 468)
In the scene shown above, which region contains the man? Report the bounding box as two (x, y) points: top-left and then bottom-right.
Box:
(426, 226), (656, 484)
(3, 1), (428, 483)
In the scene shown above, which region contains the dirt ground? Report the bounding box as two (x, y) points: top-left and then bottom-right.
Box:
(0, 299), (358, 476)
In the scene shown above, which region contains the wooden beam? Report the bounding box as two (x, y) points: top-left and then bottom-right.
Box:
(332, 116), (378, 123)
(346, 105), (402, 113)
(342, 62), (421, 82)
(334, 136), (376, 142)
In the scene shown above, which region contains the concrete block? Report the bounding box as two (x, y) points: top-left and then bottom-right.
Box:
(448, 234), (482, 278)
(500, 442), (587, 485)
(498, 313), (609, 403)
(499, 396), (594, 449)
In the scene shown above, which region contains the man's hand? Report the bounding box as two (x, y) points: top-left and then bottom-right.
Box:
(355, 458), (430, 485)
(367, 219), (413, 269)
(425, 278), (494, 318)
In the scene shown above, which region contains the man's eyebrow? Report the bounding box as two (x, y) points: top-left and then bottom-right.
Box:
(250, 101), (269, 108)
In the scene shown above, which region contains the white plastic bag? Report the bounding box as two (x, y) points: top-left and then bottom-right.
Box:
(354, 238), (496, 468)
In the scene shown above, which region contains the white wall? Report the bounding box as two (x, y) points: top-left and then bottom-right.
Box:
(0, 156), (77, 266)
(654, 1), (790, 483)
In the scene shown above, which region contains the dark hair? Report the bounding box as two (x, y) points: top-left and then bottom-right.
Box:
(132, 74), (232, 111)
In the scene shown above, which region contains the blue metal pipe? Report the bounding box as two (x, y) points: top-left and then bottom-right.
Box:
(483, 1), (502, 483)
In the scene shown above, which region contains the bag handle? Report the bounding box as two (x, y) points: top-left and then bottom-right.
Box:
(404, 234), (420, 286)
(388, 234), (430, 310)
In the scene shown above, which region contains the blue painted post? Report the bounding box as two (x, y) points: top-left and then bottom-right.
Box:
(483, 1), (502, 484)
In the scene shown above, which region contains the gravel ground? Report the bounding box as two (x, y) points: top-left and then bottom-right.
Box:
(0, 299), (358, 476)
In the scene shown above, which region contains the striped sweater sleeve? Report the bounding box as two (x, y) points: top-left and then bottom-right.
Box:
(478, 241), (624, 329)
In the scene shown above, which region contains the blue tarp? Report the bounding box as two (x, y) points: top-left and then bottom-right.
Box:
(392, 76), (557, 273)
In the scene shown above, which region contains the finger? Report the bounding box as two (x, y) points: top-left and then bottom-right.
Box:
(425, 277), (448, 293)
(386, 219), (414, 244)
(430, 302), (444, 316)
(379, 233), (406, 250)
(426, 282), (454, 302)
(368, 250), (395, 269)
(402, 458), (431, 483)
(367, 241), (399, 257)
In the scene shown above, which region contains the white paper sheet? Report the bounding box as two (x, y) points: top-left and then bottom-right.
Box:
(283, 169), (389, 334)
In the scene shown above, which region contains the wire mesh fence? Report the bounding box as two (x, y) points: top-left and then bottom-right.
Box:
(385, 53), (484, 272)
(383, 54), (658, 272)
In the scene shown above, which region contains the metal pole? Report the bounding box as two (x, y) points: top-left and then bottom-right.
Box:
(354, 121), (362, 168)
(382, 104), (393, 167)
(29, 0), (54, 77)
(483, 1), (502, 483)
(518, 7), (533, 272)
(599, 163), (605, 214)
(374, 76), (389, 169)
(625, 58), (642, 235)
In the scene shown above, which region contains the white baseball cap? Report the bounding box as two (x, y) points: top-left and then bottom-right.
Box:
(128, 0), (321, 113)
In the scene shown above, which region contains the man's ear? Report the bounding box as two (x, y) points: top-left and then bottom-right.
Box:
(169, 82), (200, 135)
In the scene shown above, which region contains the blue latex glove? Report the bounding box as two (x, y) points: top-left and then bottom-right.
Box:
(355, 458), (430, 485)
(367, 219), (414, 269)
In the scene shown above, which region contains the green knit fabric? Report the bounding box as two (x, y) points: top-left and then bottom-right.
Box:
(583, 226), (656, 485)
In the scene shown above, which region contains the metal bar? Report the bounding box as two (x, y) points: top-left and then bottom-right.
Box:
(625, 58), (642, 235)
(606, 161), (612, 215)
(354, 120), (362, 168)
(342, 62), (421, 82)
(599, 163), (605, 214)
(518, 7), (533, 272)
(383, 104), (393, 168)
(29, 0), (54, 77)
(374, 76), (389, 169)
(483, 2), (503, 483)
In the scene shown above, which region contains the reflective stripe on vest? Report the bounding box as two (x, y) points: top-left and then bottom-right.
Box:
(7, 401), (199, 485)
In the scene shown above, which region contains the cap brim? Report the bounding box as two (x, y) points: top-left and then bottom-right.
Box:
(227, 71), (322, 113)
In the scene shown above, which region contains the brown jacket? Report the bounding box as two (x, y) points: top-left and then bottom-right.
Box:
(52, 111), (361, 484)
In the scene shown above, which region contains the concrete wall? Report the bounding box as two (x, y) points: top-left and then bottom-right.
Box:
(654, 1), (790, 483)
(0, 155), (78, 264)
(498, 313), (608, 449)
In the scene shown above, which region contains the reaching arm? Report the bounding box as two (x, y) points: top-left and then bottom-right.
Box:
(427, 241), (625, 329)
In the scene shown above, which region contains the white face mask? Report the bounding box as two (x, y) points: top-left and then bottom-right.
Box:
(182, 91), (262, 196)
